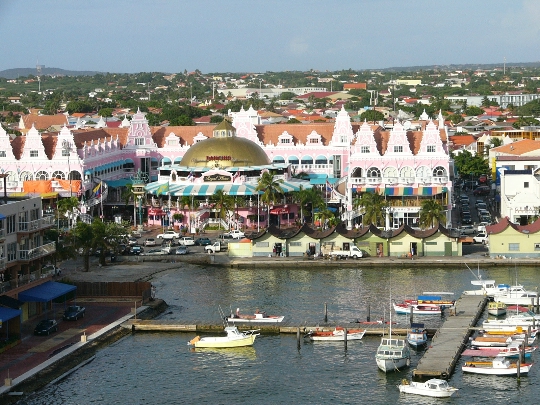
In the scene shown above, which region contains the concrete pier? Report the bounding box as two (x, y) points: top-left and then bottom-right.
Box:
(412, 294), (487, 380)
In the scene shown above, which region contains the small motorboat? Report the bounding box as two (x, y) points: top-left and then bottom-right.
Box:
(462, 356), (533, 375)
(227, 308), (284, 323)
(398, 378), (459, 398)
(470, 336), (513, 347)
(407, 323), (428, 348)
(487, 301), (507, 316)
(462, 343), (537, 359)
(393, 302), (442, 315)
(305, 327), (366, 341)
(188, 326), (259, 348)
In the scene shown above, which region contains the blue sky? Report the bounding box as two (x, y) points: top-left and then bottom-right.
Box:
(1, 0), (539, 73)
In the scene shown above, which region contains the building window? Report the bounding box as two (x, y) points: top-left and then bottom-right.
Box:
(281, 138), (290, 144)
(135, 138), (144, 146)
(427, 145), (436, 153)
(508, 243), (520, 251)
(340, 136), (347, 143)
(433, 166), (447, 177)
(7, 215), (16, 234)
(361, 146), (370, 153)
(7, 242), (17, 261)
(30, 150), (38, 157)
(524, 182), (529, 188)
(290, 241), (301, 247)
(256, 242), (269, 248)
(367, 167), (381, 178)
(393, 145), (403, 153)
(0, 151), (5, 157)
(309, 138), (318, 144)
(62, 148), (70, 156)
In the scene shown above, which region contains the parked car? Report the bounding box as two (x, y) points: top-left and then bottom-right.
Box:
(131, 231), (142, 238)
(175, 245), (189, 255)
(144, 238), (157, 247)
(473, 232), (488, 244)
(194, 237), (212, 246)
(178, 236), (195, 246)
(473, 186), (490, 196)
(226, 229), (245, 239)
(217, 233), (234, 241)
(128, 237), (139, 246)
(459, 225), (476, 235)
(141, 248), (168, 256)
(34, 319), (58, 336)
(461, 216), (473, 225)
(130, 245), (144, 255)
(156, 230), (180, 240)
(63, 305), (86, 321)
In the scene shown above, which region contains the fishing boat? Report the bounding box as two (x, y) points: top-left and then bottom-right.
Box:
(462, 356), (533, 375)
(407, 323), (428, 348)
(227, 308), (284, 323)
(487, 301), (507, 316)
(376, 298), (410, 372)
(398, 378), (459, 398)
(188, 326), (259, 348)
(393, 302), (442, 315)
(305, 327), (366, 341)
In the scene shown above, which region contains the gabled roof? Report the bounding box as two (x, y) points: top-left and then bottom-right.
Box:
(20, 114), (68, 130)
(487, 217), (540, 235)
(491, 139), (540, 156)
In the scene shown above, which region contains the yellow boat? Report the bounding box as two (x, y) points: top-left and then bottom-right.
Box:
(188, 326), (259, 348)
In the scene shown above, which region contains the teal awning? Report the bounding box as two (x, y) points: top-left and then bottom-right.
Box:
(105, 179), (133, 188)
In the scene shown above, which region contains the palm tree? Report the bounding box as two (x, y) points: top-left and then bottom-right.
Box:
(57, 196), (79, 229)
(352, 192), (388, 227)
(210, 189), (234, 230)
(313, 208), (335, 230)
(121, 184), (134, 206)
(418, 199), (446, 229)
(256, 172), (284, 227)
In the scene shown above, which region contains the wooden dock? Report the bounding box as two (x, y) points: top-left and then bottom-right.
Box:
(412, 294), (487, 380)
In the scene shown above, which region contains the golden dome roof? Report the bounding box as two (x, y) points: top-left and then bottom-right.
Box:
(180, 136), (271, 168)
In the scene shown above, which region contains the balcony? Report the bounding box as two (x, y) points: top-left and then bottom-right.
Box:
(18, 216), (56, 233)
(0, 256), (5, 271)
(18, 241), (56, 261)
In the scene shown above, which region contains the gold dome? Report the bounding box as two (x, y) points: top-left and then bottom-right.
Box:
(180, 137), (271, 168)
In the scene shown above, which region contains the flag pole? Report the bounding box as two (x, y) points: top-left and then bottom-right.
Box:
(100, 181), (103, 221)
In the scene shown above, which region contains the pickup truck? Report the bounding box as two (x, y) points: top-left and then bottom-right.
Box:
(156, 230), (180, 240)
(329, 246), (363, 259)
(473, 232), (488, 244)
(204, 241), (228, 253)
(63, 305), (86, 321)
(226, 230), (245, 239)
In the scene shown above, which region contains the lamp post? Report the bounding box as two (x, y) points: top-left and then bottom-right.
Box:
(62, 141), (72, 197)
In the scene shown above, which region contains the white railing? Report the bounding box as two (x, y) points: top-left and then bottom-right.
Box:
(18, 241), (56, 261)
(18, 216), (55, 232)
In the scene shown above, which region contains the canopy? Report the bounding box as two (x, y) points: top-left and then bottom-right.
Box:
(18, 281), (76, 303)
(353, 186), (447, 196)
(105, 179), (133, 188)
(0, 307), (21, 322)
(172, 183), (261, 197)
(270, 207), (289, 214)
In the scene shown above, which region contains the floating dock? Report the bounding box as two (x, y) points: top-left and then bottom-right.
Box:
(412, 294), (487, 380)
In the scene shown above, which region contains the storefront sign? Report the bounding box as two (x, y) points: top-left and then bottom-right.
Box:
(204, 173), (232, 182)
(206, 155), (231, 161)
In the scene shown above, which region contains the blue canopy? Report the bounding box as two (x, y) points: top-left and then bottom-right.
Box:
(18, 281), (76, 303)
(0, 307), (21, 322)
(105, 179), (133, 188)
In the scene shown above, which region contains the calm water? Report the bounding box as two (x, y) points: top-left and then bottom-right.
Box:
(18, 264), (540, 405)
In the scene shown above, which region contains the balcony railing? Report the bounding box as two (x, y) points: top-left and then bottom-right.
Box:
(18, 215), (56, 232)
(18, 241), (56, 261)
(0, 257), (6, 271)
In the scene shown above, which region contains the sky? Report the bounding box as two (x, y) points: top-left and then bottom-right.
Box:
(1, 0), (540, 74)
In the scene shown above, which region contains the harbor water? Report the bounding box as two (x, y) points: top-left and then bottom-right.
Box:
(18, 263), (540, 405)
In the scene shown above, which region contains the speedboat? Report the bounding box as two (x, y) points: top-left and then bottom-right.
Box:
(188, 326), (259, 348)
(487, 301), (507, 316)
(462, 356), (532, 375)
(305, 327), (366, 341)
(407, 323), (428, 348)
(398, 378), (458, 398)
(227, 308), (284, 323)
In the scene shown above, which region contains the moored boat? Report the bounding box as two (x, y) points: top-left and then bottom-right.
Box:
(470, 336), (513, 347)
(407, 323), (428, 348)
(398, 378), (459, 398)
(227, 308), (284, 323)
(305, 327), (366, 341)
(487, 301), (507, 316)
(188, 326), (259, 348)
(463, 343), (537, 359)
(376, 337), (411, 372)
(393, 302), (442, 315)
(462, 356), (533, 375)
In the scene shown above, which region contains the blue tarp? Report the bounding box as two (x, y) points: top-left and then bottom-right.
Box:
(18, 281), (76, 303)
(0, 307), (21, 322)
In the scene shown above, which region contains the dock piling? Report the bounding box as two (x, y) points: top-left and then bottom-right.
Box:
(344, 328), (347, 350)
(297, 327), (301, 350)
(324, 303), (328, 323)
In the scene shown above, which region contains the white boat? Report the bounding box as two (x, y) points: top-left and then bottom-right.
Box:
(463, 344), (537, 359)
(227, 308), (284, 323)
(495, 290), (539, 306)
(305, 327), (366, 341)
(482, 310), (540, 330)
(487, 301), (507, 316)
(407, 323), (428, 348)
(393, 302), (442, 315)
(463, 279), (512, 296)
(470, 336), (513, 347)
(398, 378), (459, 398)
(376, 299), (410, 372)
(188, 326), (259, 348)
(462, 356), (532, 375)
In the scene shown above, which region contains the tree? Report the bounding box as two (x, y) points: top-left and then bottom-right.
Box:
(71, 220), (129, 270)
(57, 197), (79, 229)
(352, 192), (388, 227)
(452, 150), (489, 178)
(447, 114), (464, 125)
(210, 115), (224, 123)
(292, 185), (323, 223)
(313, 208), (335, 230)
(465, 105), (484, 116)
(256, 172), (284, 227)
(286, 118), (301, 124)
(359, 110), (384, 122)
(210, 189), (234, 230)
(418, 200), (446, 229)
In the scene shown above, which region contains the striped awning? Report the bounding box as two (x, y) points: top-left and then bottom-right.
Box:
(354, 186), (448, 196)
(173, 183), (261, 197)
